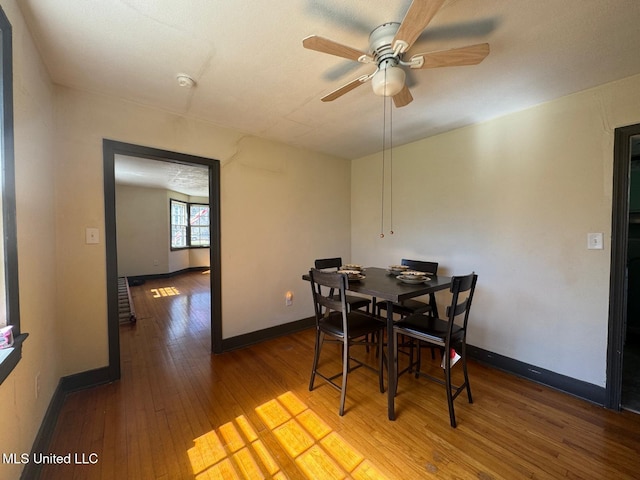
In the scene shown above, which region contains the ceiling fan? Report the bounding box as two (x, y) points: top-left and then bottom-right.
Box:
(302, 0), (490, 107)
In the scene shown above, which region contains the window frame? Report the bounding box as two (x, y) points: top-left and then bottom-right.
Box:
(170, 198), (188, 249)
(0, 6), (26, 386)
(170, 198), (210, 250)
(188, 202), (210, 247)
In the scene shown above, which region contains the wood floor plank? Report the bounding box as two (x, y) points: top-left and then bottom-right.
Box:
(39, 271), (640, 479)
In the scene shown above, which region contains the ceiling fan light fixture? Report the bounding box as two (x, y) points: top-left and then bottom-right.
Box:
(371, 65), (405, 97)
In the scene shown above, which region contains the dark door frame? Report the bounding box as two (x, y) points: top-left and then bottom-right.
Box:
(103, 139), (223, 381)
(607, 122), (640, 409)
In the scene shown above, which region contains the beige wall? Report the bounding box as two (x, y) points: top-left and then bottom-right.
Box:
(54, 87), (351, 369)
(0, 1), (59, 478)
(352, 73), (640, 388)
(116, 185), (209, 276)
(116, 185), (171, 276)
(218, 136), (352, 337)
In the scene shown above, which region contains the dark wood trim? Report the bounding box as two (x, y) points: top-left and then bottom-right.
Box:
(0, 333), (27, 385)
(209, 160), (222, 353)
(21, 367), (111, 480)
(21, 381), (65, 480)
(221, 317), (315, 352)
(103, 141), (121, 381)
(468, 345), (606, 405)
(0, 6), (24, 386)
(59, 366), (112, 392)
(0, 5), (20, 332)
(607, 123), (640, 409)
(103, 139), (223, 374)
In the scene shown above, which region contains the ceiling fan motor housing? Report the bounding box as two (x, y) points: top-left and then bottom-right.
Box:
(369, 22), (405, 96)
(369, 22), (401, 63)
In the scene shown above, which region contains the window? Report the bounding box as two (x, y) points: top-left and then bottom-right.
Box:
(190, 204), (210, 246)
(171, 199), (188, 248)
(0, 6), (25, 385)
(171, 199), (210, 249)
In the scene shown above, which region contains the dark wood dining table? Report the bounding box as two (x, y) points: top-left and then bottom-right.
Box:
(304, 266), (453, 420)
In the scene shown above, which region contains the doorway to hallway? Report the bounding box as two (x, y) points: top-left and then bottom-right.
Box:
(622, 134), (640, 412)
(608, 124), (640, 412)
(103, 140), (222, 381)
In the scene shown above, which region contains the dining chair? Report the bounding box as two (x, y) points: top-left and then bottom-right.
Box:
(314, 258), (372, 313)
(377, 259), (439, 318)
(392, 272), (477, 427)
(377, 259), (440, 368)
(308, 268), (385, 416)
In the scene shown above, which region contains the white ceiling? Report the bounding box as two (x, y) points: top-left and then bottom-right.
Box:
(18, 0), (640, 163)
(114, 155), (209, 197)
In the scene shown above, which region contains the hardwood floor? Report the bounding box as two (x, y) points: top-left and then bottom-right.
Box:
(41, 271), (640, 479)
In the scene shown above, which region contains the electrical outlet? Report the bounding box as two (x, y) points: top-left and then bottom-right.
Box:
(285, 291), (293, 306)
(35, 372), (41, 399)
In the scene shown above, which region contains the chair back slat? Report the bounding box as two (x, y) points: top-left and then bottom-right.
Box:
(401, 259), (438, 275)
(309, 268), (348, 315)
(446, 297), (470, 318)
(446, 273), (478, 336)
(454, 273), (476, 292)
(314, 257), (342, 270)
(316, 292), (343, 312)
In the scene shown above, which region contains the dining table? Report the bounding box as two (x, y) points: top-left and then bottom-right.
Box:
(304, 266), (453, 420)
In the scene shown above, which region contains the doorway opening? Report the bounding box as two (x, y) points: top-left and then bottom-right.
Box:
(607, 123), (640, 411)
(103, 140), (222, 381)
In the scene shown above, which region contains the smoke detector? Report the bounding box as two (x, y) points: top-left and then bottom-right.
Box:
(176, 74), (196, 88)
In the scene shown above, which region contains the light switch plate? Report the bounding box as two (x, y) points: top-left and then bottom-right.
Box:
(86, 227), (99, 244)
(587, 232), (603, 250)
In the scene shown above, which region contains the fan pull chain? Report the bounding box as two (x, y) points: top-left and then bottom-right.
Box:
(380, 72), (387, 239)
(389, 95), (394, 236)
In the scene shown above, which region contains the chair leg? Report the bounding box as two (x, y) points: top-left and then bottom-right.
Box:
(309, 330), (323, 391)
(444, 355), (457, 428)
(357, 304), (371, 353)
(378, 328), (385, 393)
(374, 331), (379, 357)
(393, 329), (399, 397)
(461, 342), (473, 404)
(339, 338), (349, 416)
(407, 336), (414, 373)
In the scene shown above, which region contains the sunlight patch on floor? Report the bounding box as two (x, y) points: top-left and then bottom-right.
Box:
(151, 286), (180, 297)
(188, 391), (388, 479)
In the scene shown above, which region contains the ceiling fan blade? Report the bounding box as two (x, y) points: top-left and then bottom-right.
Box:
(410, 43), (490, 69)
(393, 0), (445, 53)
(303, 35), (371, 62)
(321, 75), (370, 102)
(392, 85), (413, 108)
